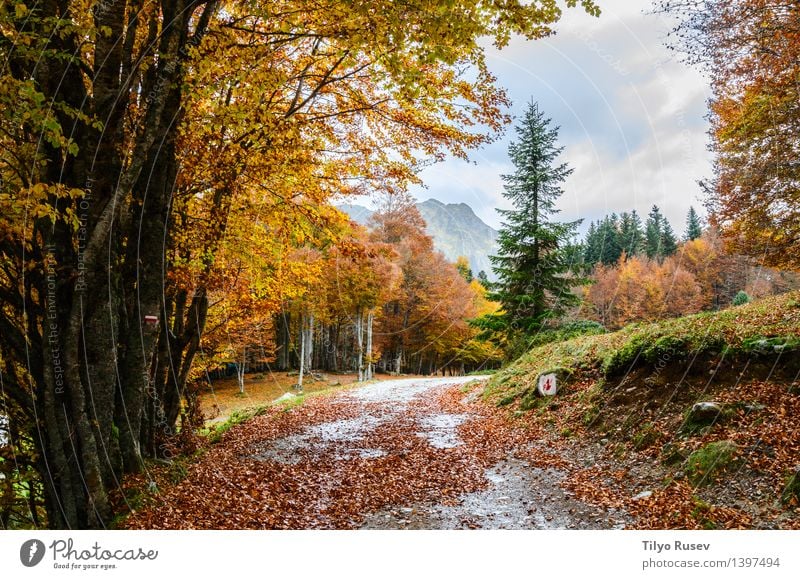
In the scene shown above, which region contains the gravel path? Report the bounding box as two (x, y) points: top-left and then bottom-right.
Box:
(251, 376), (628, 529)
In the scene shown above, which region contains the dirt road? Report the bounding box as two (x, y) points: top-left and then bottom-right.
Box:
(124, 376), (628, 529)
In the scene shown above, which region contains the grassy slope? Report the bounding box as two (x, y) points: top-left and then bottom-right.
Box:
(484, 291), (800, 528)
(486, 291), (800, 405)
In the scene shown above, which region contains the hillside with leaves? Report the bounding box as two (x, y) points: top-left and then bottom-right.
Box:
(484, 292), (800, 528)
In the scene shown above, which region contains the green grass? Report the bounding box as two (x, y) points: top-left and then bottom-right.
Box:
(685, 440), (740, 486)
(781, 469), (800, 505)
(485, 291), (800, 404)
(206, 405), (272, 443)
(467, 368), (498, 376)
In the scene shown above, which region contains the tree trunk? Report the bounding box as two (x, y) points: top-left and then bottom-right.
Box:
(297, 314), (306, 390)
(365, 310), (374, 381)
(6, 0), (218, 529)
(355, 308), (364, 381)
(305, 314), (315, 373)
(275, 312), (291, 371)
(237, 347), (247, 393)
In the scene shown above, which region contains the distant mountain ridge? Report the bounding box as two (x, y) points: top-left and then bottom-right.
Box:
(336, 198), (499, 280)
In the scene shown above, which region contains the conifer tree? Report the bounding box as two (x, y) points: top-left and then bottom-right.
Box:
(583, 221), (600, 266)
(488, 102), (582, 333)
(645, 205), (678, 260)
(661, 220), (678, 257)
(645, 205), (665, 260)
(684, 206), (703, 241)
(596, 215), (622, 265)
(619, 210), (644, 258)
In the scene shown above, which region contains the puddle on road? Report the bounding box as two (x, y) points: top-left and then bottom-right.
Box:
(309, 415), (385, 442)
(415, 413), (470, 449)
(253, 414), (388, 463)
(253, 377), (483, 463)
(361, 458), (630, 530)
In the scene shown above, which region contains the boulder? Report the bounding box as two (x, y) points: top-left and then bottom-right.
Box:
(274, 392), (297, 403)
(687, 401), (723, 424)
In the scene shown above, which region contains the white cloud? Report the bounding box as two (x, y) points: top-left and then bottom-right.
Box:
(409, 0), (713, 235)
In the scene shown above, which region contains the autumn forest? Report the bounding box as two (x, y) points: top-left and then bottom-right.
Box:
(1, 0), (799, 535)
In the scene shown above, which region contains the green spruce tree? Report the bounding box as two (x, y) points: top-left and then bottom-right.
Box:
(583, 221), (600, 267)
(596, 214), (622, 265)
(645, 205), (664, 260)
(488, 101), (582, 334)
(645, 205), (678, 260)
(618, 210), (644, 258)
(660, 220), (678, 257)
(684, 206), (703, 241)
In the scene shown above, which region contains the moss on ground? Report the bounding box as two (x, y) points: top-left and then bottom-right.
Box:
(486, 291), (800, 405)
(685, 440), (740, 486)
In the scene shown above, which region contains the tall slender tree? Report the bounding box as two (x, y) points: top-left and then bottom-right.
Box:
(645, 205), (678, 261)
(583, 221), (600, 266)
(661, 220), (679, 256)
(619, 210), (645, 257)
(684, 206), (703, 241)
(488, 102), (582, 334)
(596, 214), (623, 265)
(645, 205), (665, 260)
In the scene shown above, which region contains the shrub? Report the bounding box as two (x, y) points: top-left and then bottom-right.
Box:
(732, 291), (750, 306)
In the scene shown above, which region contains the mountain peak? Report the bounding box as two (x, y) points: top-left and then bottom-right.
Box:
(337, 198), (498, 279)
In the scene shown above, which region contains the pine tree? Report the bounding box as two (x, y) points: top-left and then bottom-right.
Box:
(645, 205), (664, 260)
(583, 221), (600, 266)
(596, 215), (622, 264)
(684, 206), (703, 241)
(645, 205), (678, 261)
(660, 220), (678, 257)
(618, 210), (644, 258)
(488, 101), (582, 334)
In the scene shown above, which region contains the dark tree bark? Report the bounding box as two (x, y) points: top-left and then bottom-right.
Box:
(0, 0), (218, 529)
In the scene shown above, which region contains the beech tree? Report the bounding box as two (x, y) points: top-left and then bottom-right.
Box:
(662, 0), (800, 269)
(0, 0), (600, 528)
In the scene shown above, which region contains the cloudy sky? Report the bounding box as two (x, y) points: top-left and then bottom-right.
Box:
(407, 0), (713, 235)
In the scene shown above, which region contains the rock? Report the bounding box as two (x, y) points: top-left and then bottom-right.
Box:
(687, 401), (723, 424)
(632, 490), (653, 501)
(274, 392), (297, 403)
(751, 339), (771, 354)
